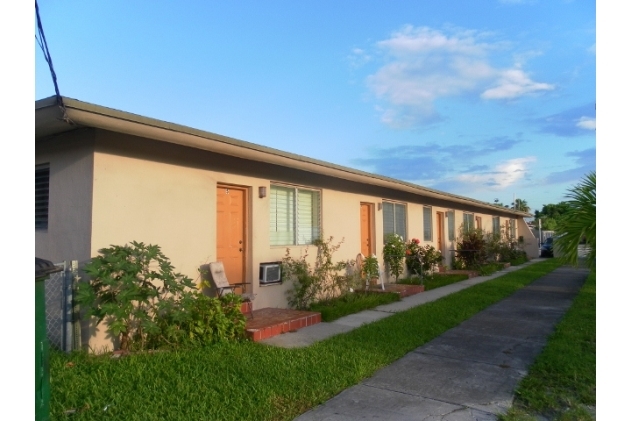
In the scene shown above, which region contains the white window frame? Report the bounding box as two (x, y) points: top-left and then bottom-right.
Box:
(463, 212), (474, 232)
(423, 206), (433, 241)
(492, 216), (501, 236)
(382, 200), (407, 242)
(447, 210), (455, 241)
(269, 183), (321, 246)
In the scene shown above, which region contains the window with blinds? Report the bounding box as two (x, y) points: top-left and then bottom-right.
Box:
(36, 164), (50, 230)
(269, 184), (320, 246)
(447, 210), (455, 241)
(492, 216), (501, 236)
(463, 212), (474, 232)
(423, 206), (432, 241)
(382, 201), (407, 242)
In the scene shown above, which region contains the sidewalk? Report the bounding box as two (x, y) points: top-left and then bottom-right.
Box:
(269, 261), (589, 421)
(263, 259), (546, 348)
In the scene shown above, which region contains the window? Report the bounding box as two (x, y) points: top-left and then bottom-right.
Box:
(463, 213), (474, 232)
(269, 184), (321, 246)
(509, 219), (516, 239)
(423, 206), (432, 241)
(492, 216), (501, 236)
(36, 164), (50, 230)
(383, 201), (407, 241)
(447, 210), (455, 241)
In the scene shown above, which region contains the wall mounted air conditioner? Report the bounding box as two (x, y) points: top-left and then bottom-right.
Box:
(259, 262), (282, 285)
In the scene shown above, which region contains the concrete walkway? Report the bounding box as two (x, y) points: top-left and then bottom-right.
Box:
(270, 261), (589, 420)
(263, 259), (547, 349)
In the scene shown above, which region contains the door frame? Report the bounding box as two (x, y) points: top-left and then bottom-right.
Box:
(436, 211), (445, 255)
(360, 202), (375, 256)
(216, 183), (249, 290)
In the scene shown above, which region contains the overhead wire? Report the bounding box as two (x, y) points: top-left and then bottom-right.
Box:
(35, 0), (73, 124)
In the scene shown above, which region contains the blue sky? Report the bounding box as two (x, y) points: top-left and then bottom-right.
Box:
(34, 0), (596, 215)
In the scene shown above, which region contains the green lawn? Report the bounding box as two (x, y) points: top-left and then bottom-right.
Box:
(500, 269), (596, 421)
(309, 291), (400, 322)
(51, 259), (564, 421)
(398, 273), (470, 290)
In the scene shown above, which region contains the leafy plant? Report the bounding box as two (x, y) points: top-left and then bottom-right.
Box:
(76, 241), (246, 351)
(383, 233), (406, 282)
(554, 172), (596, 269)
(405, 239), (444, 276)
(456, 227), (487, 269)
(362, 255), (380, 288)
(283, 236), (351, 310)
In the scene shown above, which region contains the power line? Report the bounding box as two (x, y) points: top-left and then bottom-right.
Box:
(35, 0), (72, 124)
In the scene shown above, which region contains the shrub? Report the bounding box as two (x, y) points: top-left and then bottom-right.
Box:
(154, 292), (246, 348)
(405, 239), (444, 276)
(456, 227), (487, 269)
(362, 255), (380, 288)
(383, 234), (406, 282)
(283, 236), (352, 310)
(76, 241), (246, 351)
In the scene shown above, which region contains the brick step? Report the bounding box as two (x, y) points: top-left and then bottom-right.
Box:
(245, 308), (321, 342)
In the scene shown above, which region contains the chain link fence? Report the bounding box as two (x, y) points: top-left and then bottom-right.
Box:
(44, 261), (79, 352)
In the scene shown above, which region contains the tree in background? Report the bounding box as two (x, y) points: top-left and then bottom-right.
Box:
(554, 172), (596, 269)
(534, 202), (571, 230)
(513, 198), (530, 213)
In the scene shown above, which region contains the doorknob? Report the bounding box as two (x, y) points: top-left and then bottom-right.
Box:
(239, 248), (243, 252)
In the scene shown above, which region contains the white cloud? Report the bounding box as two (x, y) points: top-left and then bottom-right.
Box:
(363, 26), (553, 127)
(576, 116), (596, 130)
(481, 69), (554, 99)
(348, 48), (372, 68)
(455, 157), (536, 190)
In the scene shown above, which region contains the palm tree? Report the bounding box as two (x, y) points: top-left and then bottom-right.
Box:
(554, 172), (596, 269)
(513, 198), (531, 213)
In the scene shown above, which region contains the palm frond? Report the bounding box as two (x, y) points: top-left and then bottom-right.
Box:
(554, 172), (596, 269)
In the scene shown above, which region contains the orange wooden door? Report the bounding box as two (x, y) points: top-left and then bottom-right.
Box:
(436, 212), (444, 253)
(217, 185), (246, 291)
(360, 203), (373, 256)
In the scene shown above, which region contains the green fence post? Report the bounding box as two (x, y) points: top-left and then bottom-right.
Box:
(36, 258), (62, 421)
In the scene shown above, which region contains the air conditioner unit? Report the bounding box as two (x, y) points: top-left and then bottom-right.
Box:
(259, 262), (282, 285)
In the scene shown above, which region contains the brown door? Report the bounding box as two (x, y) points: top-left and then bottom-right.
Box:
(436, 212), (444, 253)
(360, 203), (374, 257)
(476, 216), (482, 230)
(217, 185), (246, 293)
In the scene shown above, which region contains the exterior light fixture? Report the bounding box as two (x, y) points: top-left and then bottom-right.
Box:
(259, 186), (267, 198)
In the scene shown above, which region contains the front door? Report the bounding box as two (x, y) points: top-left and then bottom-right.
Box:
(436, 211), (444, 254)
(360, 203), (374, 257)
(216, 185), (246, 293)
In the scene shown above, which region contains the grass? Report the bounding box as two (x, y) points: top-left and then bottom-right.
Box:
(500, 269), (596, 421)
(397, 273), (469, 290)
(50, 258), (564, 421)
(308, 291), (400, 322)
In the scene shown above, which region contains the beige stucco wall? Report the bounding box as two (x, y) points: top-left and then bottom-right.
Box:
(35, 129), (95, 265)
(37, 127), (536, 352)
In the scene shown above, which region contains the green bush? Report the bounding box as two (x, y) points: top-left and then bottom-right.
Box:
(283, 236), (352, 310)
(456, 227), (487, 269)
(405, 238), (443, 276)
(76, 241), (246, 351)
(383, 233), (406, 281)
